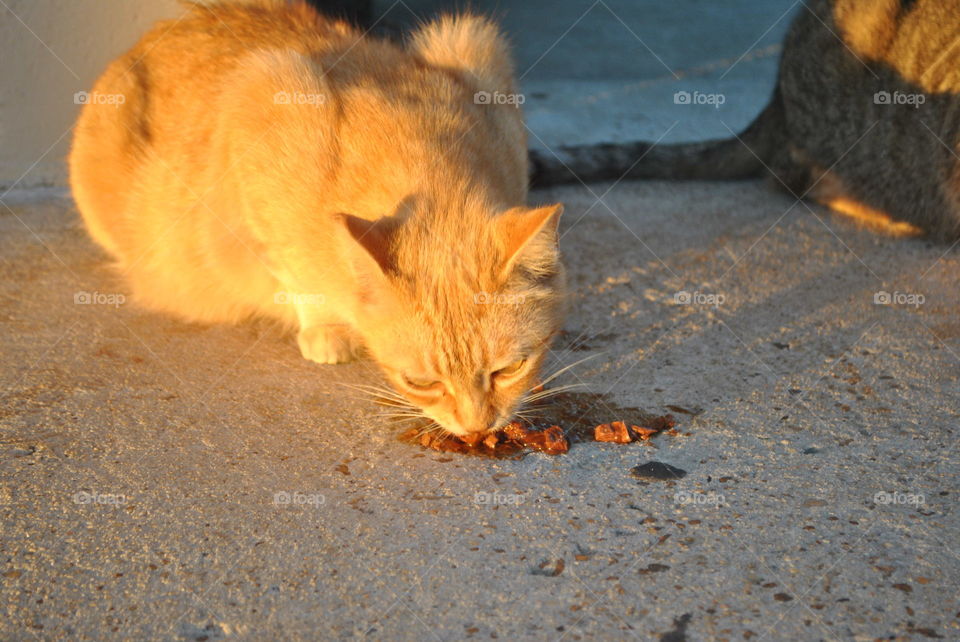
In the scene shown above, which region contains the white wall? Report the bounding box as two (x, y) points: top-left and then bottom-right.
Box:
(0, 0), (182, 190)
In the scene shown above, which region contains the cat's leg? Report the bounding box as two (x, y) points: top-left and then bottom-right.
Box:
(795, 155), (924, 237)
(293, 299), (362, 364)
(297, 324), (361, 364)
(820, 197), (924, 237)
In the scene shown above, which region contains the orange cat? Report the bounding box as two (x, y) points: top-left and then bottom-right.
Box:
(69, 0), (565, 438)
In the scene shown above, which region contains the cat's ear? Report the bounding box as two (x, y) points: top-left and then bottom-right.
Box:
(334, 213), (401, 287)
(495, 203), (563, 279)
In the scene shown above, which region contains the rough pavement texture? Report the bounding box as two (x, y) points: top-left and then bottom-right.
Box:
(2, 179), (958, 640)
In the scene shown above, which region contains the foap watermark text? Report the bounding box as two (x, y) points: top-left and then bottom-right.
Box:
(674, 490), (724, 507)
(874, 491), (925, 506)
(73, 491), (128, 506)
(474, 90), (524, 107)
(675, 290), (725, 307)
(273, 491), (326, 506)
(874, 291), (924, 308)
(74, 91), (125, 108)
(75, 291), (126, 307)
(874, 91), (925, 108)
(474, 491), (524, 506)
(674, 90), (726, 109)
(474, 292), (525, 305)
(274, 91), (326, 107)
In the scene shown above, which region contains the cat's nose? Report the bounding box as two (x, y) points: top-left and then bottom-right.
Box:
(452, 392), (497, 434)
(454, 419), (496, 438)
(462, 419), (500, 438)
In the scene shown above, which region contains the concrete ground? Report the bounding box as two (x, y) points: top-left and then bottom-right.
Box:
(2, 1), (959, 640)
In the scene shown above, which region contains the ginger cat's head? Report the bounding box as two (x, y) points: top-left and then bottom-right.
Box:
(337, 196), (565, 438)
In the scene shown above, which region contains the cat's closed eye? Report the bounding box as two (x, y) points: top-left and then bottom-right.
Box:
(402, 357), (527, 393)
(493, 358), (528, 381)
(399, 355), (530, 400)
(402, 375), (443, 393)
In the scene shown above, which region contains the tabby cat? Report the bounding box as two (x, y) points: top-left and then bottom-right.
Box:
(70, 0), (565, 438)
(530, 0), (960, 241)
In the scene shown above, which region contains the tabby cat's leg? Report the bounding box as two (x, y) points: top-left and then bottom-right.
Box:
(820, 197), (924, 237)
(788, 149), (923, 237)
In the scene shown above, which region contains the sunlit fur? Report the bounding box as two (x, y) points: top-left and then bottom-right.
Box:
(824, 197), (924, 238)
(69, 0), (566, 437)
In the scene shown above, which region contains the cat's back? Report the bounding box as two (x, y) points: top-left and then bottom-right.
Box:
(87, 2), (356, 145)
(128, 2), (353, 83)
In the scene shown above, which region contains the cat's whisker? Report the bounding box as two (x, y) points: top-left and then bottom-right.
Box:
(526, 380), (586, 396)
(337, 382), (407, 402)
(371, 399), (415, 409)
(374, 404), (422, 414)
(375, 398), (416, 409)
(536, 353), (603, 389)
(336, 382), (414, 410)
(383, 419), (430, 427)
(338, 389), (402, 402)
(522, 382), (586, 403)
(376, 412), (428, 421)
(363, 387), (408, 402)
(336, 381), (400, 394)
(375, 411), (425, 418)
(414, 422), (444, 439)
(514, 398), (552, 415)
(340, 396), (411, 411)
(344, 394), (412, 410)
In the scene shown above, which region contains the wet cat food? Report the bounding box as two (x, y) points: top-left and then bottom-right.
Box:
(405, 414), (676, 456)
(503, 422), (570, 455)
(594, 415), (677, 443)
(594, 421), (632, 443)
(404, 421), (569, 457)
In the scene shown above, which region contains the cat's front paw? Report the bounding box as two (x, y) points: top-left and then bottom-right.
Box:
(297, 324), (359, 364)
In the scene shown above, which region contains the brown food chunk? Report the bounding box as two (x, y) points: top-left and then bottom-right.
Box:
(501, 421), (569, 455)
(595, 421), (632, 443)
(503, 420), (527, 441)
(540, 425), (569, 455)
(631, 425), (658, 440)
(630, 414), (678, 440)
